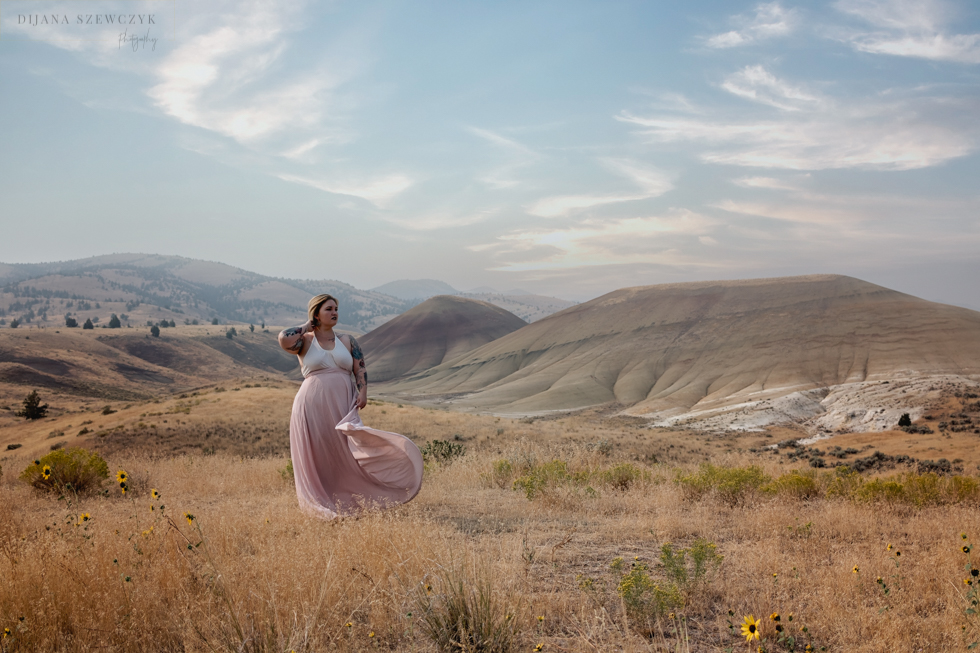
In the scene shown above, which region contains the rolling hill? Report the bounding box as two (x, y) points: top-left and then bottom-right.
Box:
(0, 253), (414, 333)
(377, 275), (980, 429)
(359, 295), (526, 382)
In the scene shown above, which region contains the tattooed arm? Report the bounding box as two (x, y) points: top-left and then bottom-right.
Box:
(346, 335), (368, 409)
(278, 320), (311, 355)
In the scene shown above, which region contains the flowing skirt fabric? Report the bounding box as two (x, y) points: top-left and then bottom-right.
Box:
(289, 368), (423, 519)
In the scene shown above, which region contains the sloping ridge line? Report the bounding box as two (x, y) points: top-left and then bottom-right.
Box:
(379, 274), (980, 414)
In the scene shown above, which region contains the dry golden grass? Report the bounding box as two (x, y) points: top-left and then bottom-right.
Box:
(3, 396), (980, 651)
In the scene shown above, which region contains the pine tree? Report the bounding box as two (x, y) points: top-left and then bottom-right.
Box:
(108, 314), (121, 328)
(83, 318), (94, 330)
(16, 390), (48, 420)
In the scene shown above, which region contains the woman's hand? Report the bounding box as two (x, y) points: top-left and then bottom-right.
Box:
(356, 386), (368, 410)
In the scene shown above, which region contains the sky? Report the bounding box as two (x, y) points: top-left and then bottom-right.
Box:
(1, 0), (978, 307)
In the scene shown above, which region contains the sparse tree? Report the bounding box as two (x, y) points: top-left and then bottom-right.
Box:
(211, 317), (220, 325)
(898, 413), (912, 427)
(150, 325), (160, 337)
(16, 390), (48, 420)
(65, 315), (78, 328)
(226, 327), (237, 339)
(249, 323), (255, 333)
(169, 320), (176, 328)
(108, 314), (121, 328)
(82, 319), (94, 330)
(10, 318), (20, 328)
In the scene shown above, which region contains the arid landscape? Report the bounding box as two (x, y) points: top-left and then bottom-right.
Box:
(3, 261), (980, 651)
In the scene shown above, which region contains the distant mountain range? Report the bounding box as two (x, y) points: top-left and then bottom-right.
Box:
(0, 254), (575, 333)
(0, 254), (415, 333)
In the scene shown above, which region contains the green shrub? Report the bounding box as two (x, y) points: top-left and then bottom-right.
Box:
(512, 460), (572, 500)
(659, 538), (724, 596)
(616, 562), (683, 626)
(595, 463), (650, 491)
(19, 447), (109, 494)
(421, 440), (466, 464)
(483, 459), (514, 489)
(674, 463), (771, 504)
(763, 469), (821, 500)
(279, 460), (294, 482)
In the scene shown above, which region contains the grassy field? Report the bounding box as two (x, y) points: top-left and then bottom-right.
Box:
(3, 391), (980, 651)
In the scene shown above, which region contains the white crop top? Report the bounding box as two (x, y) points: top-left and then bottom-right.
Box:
(300, 335), (354, 377)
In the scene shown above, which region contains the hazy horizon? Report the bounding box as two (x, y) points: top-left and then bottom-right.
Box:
(2, 1), (978, 309)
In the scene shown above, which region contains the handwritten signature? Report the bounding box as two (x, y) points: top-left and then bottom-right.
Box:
(118, 28), (157, 51)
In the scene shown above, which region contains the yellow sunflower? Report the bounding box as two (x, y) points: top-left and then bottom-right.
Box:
(42, 465), (52, 480)
(80, 513), (90, 523)
(886, 543), (893, 551)
(741, 615), (760, 642)
(184, 512), (195, 526)
(116, 470), (128, 483)
(534, 645), (544, 652)
(770, 612), (780, 622)
(852, 565), (860, 574)
(151, 488), (160, 499)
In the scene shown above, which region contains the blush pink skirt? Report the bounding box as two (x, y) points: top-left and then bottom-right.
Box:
(289, 367), (423, 519)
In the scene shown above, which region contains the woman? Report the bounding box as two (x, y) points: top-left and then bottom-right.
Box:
(279, 294), (423, 519)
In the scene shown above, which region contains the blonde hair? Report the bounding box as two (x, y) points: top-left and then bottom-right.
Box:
(308, 294), (338, 326)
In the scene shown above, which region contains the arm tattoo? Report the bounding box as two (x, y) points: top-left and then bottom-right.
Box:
(349, 335), (364, 365)
(349, 336), (367, 391)
(280, 324), (306, 353)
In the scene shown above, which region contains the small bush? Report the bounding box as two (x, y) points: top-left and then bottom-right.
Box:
(421, 440), (466, 464)
(279, 460), (294, 482)
(659, 538), (723, 597)
(616, 561), (683, 628)
(416, 567), (521, 653)
(19, 447), (109, 494)
(484, 459), (514, 489)
(898, 413), (912, 427)
(512, 460), (573, 500)
(674, 463), (771, 504)
(594, 463), (649, 491)
(763, 469), (821, 500)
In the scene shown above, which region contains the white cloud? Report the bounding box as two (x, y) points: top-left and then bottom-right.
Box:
(721, 65), (821, 111)
(526, 160), (673, 218)
(619, 68), (979, 170)
(146, 0), (354, 147)
(475, 210), (716, 271)
(835, 0), (980, 63)
(705, 2), (799, 49)
(467, 127), (539, 190)
(277, 173), (413, 207)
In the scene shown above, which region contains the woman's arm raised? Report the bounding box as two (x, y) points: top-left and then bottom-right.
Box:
(278, 320), (311, 354)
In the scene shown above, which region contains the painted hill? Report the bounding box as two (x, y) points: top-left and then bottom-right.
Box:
(379, 275), (980, 422)
(359, 295), (526, 382)
(0, 253), (414, 333)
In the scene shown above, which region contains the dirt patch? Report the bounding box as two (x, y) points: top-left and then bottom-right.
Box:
(113, 363), (174, 385)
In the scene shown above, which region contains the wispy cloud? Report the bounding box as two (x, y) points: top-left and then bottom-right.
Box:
(467, 127), (539, 189)
(619, 66), (979, 170)
(525, 159), (673, 218)
(475, 210), (715, 271)
(704, 2), (800, 49)
(721, 65), (822, 111)
(277, 173), (413, 207)
(147, 0), (356, 148)
(834, 0), (980, 63)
